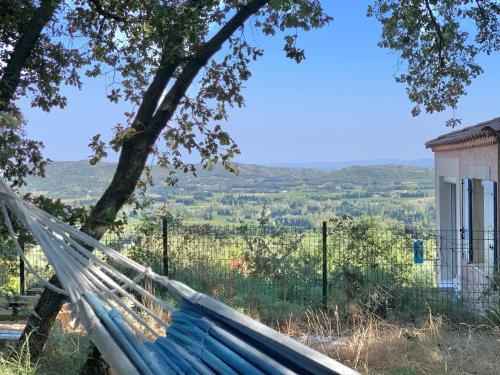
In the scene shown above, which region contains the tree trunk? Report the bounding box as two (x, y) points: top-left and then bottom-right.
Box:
(0, 0), (61, 111)
(80, 345), (108, 375)
(18, 132), (156, 358)
(18, 276), (65, 360)
(18, 0), (270, 369)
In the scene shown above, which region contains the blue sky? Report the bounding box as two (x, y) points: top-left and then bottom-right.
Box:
(21, 1), (500, 164)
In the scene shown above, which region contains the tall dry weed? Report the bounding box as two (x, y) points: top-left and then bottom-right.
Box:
(278, 304), (500, 374)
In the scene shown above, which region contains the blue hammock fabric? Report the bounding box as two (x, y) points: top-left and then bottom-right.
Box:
(86, 285), (358, 375)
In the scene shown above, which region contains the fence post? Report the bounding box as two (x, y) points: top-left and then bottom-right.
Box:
(162, 217), (169, 277)
(19, 242), (25, 295)
(322, 221), (328, 310)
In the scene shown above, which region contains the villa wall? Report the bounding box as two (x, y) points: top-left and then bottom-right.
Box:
(432, 139), (498, 309)
(435, 142), (498, 181)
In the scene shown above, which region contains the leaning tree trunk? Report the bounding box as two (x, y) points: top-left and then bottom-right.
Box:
(79, 345), (108, 375)
(0, 0), (61, 111)
(18, 1), (270, 370)
(18, 132), (157, 359)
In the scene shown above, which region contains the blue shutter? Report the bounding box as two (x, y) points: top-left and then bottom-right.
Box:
(462, 179), (473, 263)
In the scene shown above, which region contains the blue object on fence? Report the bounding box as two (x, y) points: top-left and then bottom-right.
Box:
(413, 240), (424, 264)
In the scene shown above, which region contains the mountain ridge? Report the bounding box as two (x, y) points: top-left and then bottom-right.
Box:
(265, 158), (434, 170)
(24, 160), (434, 200)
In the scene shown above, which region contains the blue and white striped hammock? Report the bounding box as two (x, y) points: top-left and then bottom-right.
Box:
(0, 180), (358, 375)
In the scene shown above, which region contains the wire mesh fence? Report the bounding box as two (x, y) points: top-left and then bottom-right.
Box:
(162, 223), (499, 321)
(166, 224), (326, 314)
(5, 219), (500, 322)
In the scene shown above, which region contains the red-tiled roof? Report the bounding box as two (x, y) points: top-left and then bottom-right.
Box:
(425, 117), (500, 149)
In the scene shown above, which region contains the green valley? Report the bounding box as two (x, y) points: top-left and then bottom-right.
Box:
(25, 161), (436, 227)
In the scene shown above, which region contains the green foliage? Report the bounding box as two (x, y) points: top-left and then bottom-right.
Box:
(369, 0), (500, 125)
(36, 323), (89, 374)
(0, 323), (90, 375)
(2, 0), (331, 213)
(388, 367), (418, 375)
(4, 0), (494, 209)
(126, 212), (163, 268)
(228, 288), (309, 321)
(0, 194), (87, 308)
(65, 0), (331, 184)
(484, 306), (500, 329)
(0, 110), (48, 187)
(329, 217), (415, 301)
(0, 339), (38, 375)
(0, 257), (18, 313)
(0, 1), (87, 111)
(490, 270), (500, 292)
(238, 209), (318, 303)
(0, 240), (20, 304)
(0, 194), (88, 246)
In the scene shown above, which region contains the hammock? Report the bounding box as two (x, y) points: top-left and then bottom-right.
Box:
(0, 180), (358, 375)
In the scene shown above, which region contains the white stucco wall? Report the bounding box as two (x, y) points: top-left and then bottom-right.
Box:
(434, 143), (498, 231)
(432, 142), (498, 305)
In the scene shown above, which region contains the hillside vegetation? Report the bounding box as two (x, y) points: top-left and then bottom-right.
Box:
(25, 161), (435, 227)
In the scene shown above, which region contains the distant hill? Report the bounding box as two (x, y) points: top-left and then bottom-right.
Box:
(24, 160), (434, 200)
(267, 158), (434, 170)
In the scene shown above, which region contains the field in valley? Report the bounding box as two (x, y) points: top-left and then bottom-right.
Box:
(24, 160), (436, 228)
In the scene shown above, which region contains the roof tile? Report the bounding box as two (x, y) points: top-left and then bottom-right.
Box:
(425, 117), (500, 149)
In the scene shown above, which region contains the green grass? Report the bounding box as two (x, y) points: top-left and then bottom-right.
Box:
(388, 368), (418, 375)
(0, 323), (90, 375)
(0, 343), (36, 375)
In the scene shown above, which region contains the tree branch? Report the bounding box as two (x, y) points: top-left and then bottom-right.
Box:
(0, 0), (62, 111)
(150, 0), (271, 134)
(87, 0), (147, 22)
(474, 0), (487, 17)
(124, 0), (210, 132)
(130, 51), (181, 132)
(423, 0), (445, 68)
(87, 0), (124, 21)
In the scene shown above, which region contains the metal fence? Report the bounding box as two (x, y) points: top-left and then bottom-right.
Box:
(7, 219), (500, 321)
(161, 222), (499, 321)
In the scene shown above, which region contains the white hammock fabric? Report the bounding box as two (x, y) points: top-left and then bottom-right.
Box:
(0, 180), (358, 375)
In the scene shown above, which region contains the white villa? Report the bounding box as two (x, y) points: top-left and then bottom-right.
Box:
(426, 117), (499, 305)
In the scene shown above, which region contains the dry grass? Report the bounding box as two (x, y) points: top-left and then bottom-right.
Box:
(3, 299), (499, 374)
(276, 305), (500, 375)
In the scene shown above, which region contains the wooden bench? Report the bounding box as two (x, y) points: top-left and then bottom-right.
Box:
(0, 294), (41, 321)
(0, 329), (22, 346)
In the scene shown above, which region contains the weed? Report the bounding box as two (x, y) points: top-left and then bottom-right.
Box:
(36, 321), (90, 374)
(296, 305), (500, 374)
(0, 334), (38, 375)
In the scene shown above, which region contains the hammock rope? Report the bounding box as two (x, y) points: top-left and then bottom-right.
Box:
(0, 180), (359, 375)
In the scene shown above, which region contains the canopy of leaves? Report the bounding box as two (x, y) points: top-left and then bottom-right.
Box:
(0, 193), (88, 244)
(0, 0), (87, 111)
(1, 0), (498, 192)
(0, 110), (48, 187)
(369, 0), (499, 126)
(2, 0), (331, 202)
